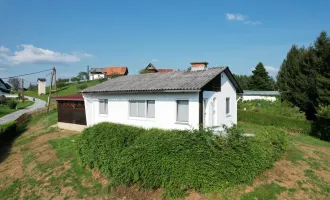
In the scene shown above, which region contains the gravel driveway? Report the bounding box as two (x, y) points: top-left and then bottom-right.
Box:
(0, 96), (46, 125)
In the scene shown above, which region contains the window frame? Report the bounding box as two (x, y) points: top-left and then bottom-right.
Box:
(176, 100), (189, 123)
(129, 100), (155, 119)
(99, 99), (108, 115)
(226, 97), (231, 116)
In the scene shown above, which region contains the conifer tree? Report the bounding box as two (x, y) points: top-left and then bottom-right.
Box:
(249, 62), (273, 90)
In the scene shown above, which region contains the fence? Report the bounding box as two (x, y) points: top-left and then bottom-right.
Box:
(15, 104), (57, 126)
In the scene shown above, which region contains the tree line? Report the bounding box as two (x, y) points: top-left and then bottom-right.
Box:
(277, 31), (330, 141)
(233, 62), (277, 91)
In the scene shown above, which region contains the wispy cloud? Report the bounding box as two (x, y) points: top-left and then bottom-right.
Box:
(244, 20), (262, 25)
(226, 13), (261, 25)
(151, 58), (159, 62)
(226, 13), (246, 21)
(265, 66), (279, 74)
(0, 45), (91, 65)
(0, 67), (7, 71)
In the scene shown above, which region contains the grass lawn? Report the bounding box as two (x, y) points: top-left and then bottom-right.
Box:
(0, 110), (329, 199)
(24, 80), (101, 101)
(0, 100), (34, 118)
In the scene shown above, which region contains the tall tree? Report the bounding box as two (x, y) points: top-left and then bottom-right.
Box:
(8, 78), (20, 91)
(233, 74), (251, 90)
(314, 31), (330, 106)
(249, 62), (273, 90)
(277, 32), (329, 120)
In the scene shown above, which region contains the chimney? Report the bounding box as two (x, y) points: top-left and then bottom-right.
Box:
(190, 62), (208, 71)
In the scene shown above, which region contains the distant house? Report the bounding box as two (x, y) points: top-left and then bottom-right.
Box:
(104, 66), (128, 77)
(89, 68), (105, 80)
(90, 66), (128, 80)
(82, 62), (242, 130)
(144, 63), (173, 73)
(37, 78), (46, 95)
(242, 90), (280, 102)
(52, 94), (87, 131)
(0, 78), (10, 97)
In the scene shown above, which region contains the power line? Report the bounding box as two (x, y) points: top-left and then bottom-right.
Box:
(0, 69), (52, 80)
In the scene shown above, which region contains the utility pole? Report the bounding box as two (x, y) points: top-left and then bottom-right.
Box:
(21, 79), (24, 102)
(47, 67), (57, 112)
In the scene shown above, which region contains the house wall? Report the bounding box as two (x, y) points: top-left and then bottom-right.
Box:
(203, 72), (237, 128)
(90, 74), (105, 80)
(83, 92), (200, 130)
(242, 95), (277, 102)
(38, 81), (46, 95)
(83, 71), (238, 130)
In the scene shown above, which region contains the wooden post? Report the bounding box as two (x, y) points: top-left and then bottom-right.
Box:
(21, 79), (24, 102)
(47, 68), (54, 112)
(53, 67), (58, 97)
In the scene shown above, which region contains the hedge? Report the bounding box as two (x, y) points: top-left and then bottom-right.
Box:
(238, 110), (311, 134)
(76, 122), (287, 198)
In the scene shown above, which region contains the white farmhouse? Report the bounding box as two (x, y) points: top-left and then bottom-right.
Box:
(82, 62), (243, 130)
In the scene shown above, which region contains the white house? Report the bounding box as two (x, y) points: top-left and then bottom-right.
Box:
(82, 62), (243, 130)
(89, 68), (105, 80)
(37, 78), (46, 95)
(242, 90), (280, 102)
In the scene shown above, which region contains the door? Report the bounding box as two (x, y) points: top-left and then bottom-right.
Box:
(209, 97), (216, 127)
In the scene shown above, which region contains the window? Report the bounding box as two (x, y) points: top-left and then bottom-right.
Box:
(99, 99), (108, 115)
(177, 100), (189, 122)
(147, 100), (155, 118)
(129, 100), (155, 118)
(226, 98), (230, 115)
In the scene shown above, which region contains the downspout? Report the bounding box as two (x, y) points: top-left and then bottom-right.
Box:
(199, 90), (203, 130)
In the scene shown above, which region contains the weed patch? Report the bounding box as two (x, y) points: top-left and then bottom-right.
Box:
(241, 183), (287, 200)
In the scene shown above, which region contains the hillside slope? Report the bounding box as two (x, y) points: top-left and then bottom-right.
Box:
(24, 80), (101, 101)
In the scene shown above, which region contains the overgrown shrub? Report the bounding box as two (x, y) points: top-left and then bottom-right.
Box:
(7, 99), (18, 109)
(76, 84), (88, 90)
(238, 110), (311, 133)
(77, 123), (287, 198)
(76, 122), (143, 177)
(311, 106), (330, 141)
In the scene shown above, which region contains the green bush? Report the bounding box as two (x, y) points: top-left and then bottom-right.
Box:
(76, 122), (143, 177)
(7, 99), (18, 109)
(238, 99), (305, 120)
(76, 84), (88, 90)
(77, 123), (287, 198)
(311, 106), (330, 141)
(238, 110), (311, 134)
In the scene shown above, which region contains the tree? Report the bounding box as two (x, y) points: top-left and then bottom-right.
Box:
(28, 83), (37, 91)
(57, 78), (69, 89)
(277, 32), (330, 120)
(77, 72), (88, 82)
(8, 78), (20, 91)
(71, 77), (80, 82)
(249, 62), (273, 90)
(233, 74), (251, 90)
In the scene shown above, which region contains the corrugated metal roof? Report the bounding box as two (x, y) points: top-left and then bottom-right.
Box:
(82, 67), (228, 93)
(243, 90), (280, 96)
(51, 94), (84, 101)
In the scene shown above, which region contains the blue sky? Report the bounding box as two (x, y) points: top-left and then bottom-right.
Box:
(0, 0), (329, 85)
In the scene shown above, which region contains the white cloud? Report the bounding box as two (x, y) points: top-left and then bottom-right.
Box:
(151, 58), (158, 62)
(0, 67), (7, 71)
(244, 21), (262, 25)
(226, 13), (261, 25)
(0, 46), (9, 53)
(265, 66), (279, 73)
(0, 45), (91, 65)
(226, 13), (246, 21)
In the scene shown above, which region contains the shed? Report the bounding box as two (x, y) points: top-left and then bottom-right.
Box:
(242, 90), (280, 101)
(52, 94), (87, 131)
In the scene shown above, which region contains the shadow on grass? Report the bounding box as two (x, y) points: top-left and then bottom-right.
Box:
(0, 117), (31, 164)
